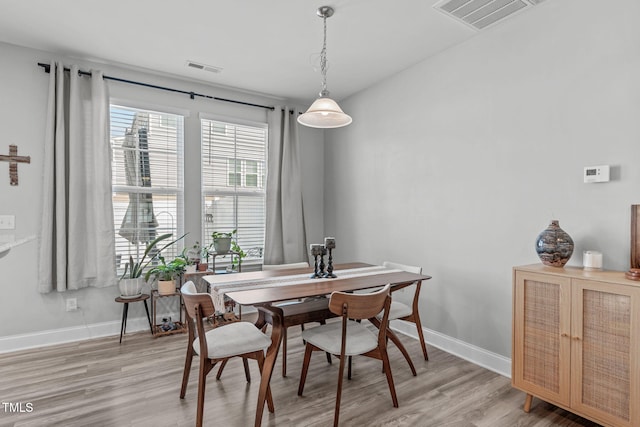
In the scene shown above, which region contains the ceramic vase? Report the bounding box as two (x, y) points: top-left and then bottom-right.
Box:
(118, 277), (144, 298)
(535, 220), (574, 267)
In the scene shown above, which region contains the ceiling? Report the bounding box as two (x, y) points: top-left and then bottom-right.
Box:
(0, 1), (537, 104)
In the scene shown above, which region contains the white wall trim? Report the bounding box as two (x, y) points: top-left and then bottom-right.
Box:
(390, 319), (512, 378)
(2, 314), (512, 378)
(0, 316), (153, 354)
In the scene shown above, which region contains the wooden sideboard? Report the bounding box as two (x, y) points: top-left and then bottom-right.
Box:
(512, 264), (640, 427)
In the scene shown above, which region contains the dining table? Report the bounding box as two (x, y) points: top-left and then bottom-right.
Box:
(203, 261), (432, 427)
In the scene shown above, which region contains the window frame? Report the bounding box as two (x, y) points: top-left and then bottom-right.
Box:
(200, 113), (268, 265)
(110, 102), (186, 276)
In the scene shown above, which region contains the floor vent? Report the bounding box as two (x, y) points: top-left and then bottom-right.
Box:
(186, 60), (223, 74)
(434, 0), (546, 30)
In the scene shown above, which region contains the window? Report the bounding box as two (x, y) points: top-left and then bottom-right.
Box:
(227, 158), (263, 187)
(201, 118), (267, 262)
(111, 105), (184, 275)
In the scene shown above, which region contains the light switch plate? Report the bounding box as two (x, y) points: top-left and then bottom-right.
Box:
(66, 298), (78, 311)
(0, 215), (15, 229)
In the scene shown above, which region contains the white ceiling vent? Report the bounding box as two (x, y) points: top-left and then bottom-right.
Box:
(434, 0), (546, 30)
(186, 60), (223, 74)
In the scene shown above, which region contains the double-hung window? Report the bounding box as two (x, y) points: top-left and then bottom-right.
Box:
(111, 105), (185, 275)
(201, 117), (267, 262)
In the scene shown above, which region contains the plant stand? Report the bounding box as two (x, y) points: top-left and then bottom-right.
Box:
(210, 250), (242, 274)
(151, 289), (187, 337)
(114, 294), (153, 343)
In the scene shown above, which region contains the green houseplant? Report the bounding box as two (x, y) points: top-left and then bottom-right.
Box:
(145, 256), (187, 295)
(211, 229), (236, 254)
(180, 242), (201, 273)
(230, 240), (246, 272)
(198, 245), (210, 271)
(118, 233), (186, 297)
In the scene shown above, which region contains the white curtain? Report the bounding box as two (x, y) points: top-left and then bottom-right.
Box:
(38, 62), (116, 293)
(264, 107), (308, 264)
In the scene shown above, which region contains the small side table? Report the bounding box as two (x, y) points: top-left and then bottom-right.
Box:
(115, 294), (152, 343)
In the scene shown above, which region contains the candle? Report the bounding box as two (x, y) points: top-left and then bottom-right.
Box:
(310, 244), (324, 256)
(583, 251), (603, 270)
(324, 237), (336, 249)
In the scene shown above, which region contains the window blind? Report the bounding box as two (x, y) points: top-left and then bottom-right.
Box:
(201, 118), (267, 261)
(111, 105), (184, 275)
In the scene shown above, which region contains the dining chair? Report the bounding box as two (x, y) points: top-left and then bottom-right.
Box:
(179, 281), (274, 427)
(298, 284), (397, 427)
(373, 261), (428, 368)
(261, 261), (332, 377)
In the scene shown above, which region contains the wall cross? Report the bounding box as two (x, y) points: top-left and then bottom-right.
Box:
(0, 145), (31, 186)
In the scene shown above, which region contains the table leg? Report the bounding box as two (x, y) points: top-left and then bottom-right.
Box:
(119, 302), (129, 344)
(254, 306), (282, 427)
(143, 300), (153, 334)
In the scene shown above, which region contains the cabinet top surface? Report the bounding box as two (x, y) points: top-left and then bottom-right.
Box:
(514, 263), (640, 287)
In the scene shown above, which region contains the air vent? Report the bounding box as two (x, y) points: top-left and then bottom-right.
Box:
(186, 60), (223, 74)
(434, 0), (546, 30)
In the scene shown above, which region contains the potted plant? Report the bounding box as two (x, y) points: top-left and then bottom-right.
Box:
(199, 245), (210, 271)
(145, 256), (187, 295)
(180, 242), (201, 273)
(118, 233), (186, 298)
(212, 229), (236, 254)
(230, 240), (246, 272)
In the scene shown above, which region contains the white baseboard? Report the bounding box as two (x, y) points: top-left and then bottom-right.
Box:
(0, 316), (156, 354)
(2, 313), (512, 378)
(390, 319), (511, 378)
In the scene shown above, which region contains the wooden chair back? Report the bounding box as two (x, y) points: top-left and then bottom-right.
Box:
(329, 284), (391, 321)
(181, 282), (216, 320)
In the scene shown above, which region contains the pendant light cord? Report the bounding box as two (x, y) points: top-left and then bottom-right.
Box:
(320, 14), (329, 97)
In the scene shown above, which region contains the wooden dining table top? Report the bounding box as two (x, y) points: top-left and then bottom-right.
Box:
(204, 262), (432, 306)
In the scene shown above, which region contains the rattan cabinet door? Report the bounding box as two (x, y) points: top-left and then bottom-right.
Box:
(512, 271), (572, 407)
(571, 280), (640, 427)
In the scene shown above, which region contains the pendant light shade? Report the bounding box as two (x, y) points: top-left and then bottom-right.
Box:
(298, 6), (352, 129)
(297, 95), (352, 128)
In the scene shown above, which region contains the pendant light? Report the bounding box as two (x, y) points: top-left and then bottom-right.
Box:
(298, 6), (352, 129)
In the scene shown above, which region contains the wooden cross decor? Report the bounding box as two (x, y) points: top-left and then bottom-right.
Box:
(0, 145), (31, 186)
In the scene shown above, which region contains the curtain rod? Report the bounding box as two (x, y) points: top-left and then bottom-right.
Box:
(37, 62), (275, 111)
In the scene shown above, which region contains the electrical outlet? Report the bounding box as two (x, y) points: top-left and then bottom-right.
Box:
(0, 215), (15, 230)
(66, 298), (78, 311)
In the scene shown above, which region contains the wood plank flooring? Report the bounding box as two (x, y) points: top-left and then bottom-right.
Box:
(0, 320), (601, 427)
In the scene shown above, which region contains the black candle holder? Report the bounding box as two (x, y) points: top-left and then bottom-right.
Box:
(318, 247), (327, 277)
(310, 244), (324, 278)
(325, 247), (336, 278)
(310, 253), (322, 278)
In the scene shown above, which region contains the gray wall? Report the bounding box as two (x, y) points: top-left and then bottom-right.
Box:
(0, 42), (323, 344)
(324, 0), (640, 357)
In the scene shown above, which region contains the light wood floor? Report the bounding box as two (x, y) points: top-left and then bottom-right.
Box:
(0, 320), (600, 427)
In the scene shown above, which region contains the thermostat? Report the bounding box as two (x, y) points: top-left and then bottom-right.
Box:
(583, 165), (610, 183)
